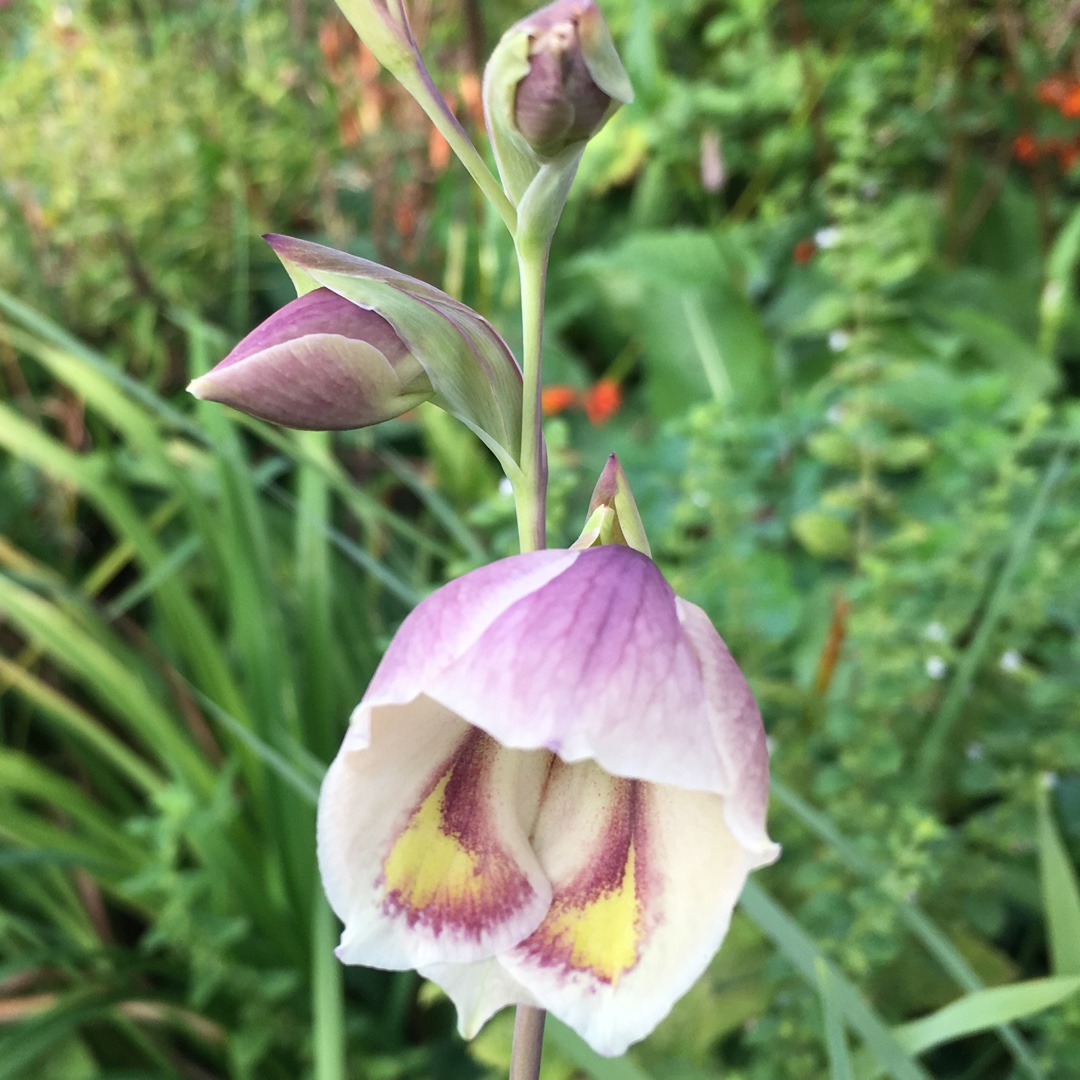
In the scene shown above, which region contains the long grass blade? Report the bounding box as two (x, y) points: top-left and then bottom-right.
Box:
(740, 879), (932, 1080)
(917, 449), (1069, 789)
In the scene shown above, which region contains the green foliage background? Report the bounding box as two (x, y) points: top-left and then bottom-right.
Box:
(1, 0), (1079, 1078)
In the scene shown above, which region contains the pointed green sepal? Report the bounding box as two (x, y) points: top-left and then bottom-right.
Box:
(572, 453), (651, 556)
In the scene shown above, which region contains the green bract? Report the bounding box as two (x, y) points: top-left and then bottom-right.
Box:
(333, 0), (421, 87)
(266, 235), (524, 472)
(573, 453), (652, 556)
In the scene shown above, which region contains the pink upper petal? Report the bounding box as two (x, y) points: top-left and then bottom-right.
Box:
(220, 288), (409, 370)
(352, 547), (774, 815)
(675, 597), (778, 859)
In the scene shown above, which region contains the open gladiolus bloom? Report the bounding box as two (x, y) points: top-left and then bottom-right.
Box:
(318, 542), (779, 1056)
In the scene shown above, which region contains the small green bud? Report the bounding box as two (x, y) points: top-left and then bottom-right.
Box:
(572, 453), (651, 556)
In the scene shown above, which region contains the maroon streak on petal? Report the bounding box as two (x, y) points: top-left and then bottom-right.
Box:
(321, 698), (552, 971)
(380, 730), (547, 937)
(499, 772), (762, 1057)
(519, 772), (650, 986)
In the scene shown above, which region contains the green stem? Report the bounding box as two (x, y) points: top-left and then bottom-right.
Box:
(312, 895), (346, 1080)
(509, 1005), (547, 1080)
(399, 69), (518, 236)
(514, 243), (550, 553)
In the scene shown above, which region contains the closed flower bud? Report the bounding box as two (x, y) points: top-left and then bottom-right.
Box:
(483, 0), (632, 217)
(259, 235), (524, 467)
(188, 287), (433, 430)
(513, 1), (617, 158)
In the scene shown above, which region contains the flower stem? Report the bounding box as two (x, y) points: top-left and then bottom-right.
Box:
(509, 1005), (547, 1080)
(401, 68), (518, 236)
(514, 243), (550, 553)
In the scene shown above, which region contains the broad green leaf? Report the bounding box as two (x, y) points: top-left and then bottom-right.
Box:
(740, 881), (932, 1080)
(893, 976), (1080, 1056)
(817, 959), (856, 1080)
(1037, 780), (1080, 976)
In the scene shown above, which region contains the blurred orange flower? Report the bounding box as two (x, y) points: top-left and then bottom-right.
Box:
(1061, 86), (1080, 118)
(582, 379), (623, 426)
(792, 238), (816, 265)
(1013, 132), (1039, 164)
(541, 385), (579, 416)
(1037, 75), (1070, 107)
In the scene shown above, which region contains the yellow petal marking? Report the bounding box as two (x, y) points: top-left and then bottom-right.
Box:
(383, 773), (483, 912)
(534, 844), (641, 985)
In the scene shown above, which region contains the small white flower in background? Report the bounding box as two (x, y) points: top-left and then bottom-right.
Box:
(925, 656), (947, 679)
(966, 743), (984, 761)
(690, 490), (709, 508)
(499, 477), (514, 497)
(700, 130), (725, 194)
(814, 226), (841, 249)
(924, 622), (948, 643)
(825, 403), (845, 425)
(999, 649), (1022, 673)
(828, 330), (851, 352)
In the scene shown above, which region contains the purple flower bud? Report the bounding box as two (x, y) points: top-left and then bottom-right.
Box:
(188, 288), (433, 430)
(513, 0), (617, 158)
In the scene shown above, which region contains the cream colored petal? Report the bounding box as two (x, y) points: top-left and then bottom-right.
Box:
(499, 760), (760, 1057)
(418, 958), (538, 1039)
(318, 698), (554, 969)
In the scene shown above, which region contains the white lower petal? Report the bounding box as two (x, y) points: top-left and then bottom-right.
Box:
(318, 697), (554, 969)
(419, 958), (538, 1039)
(500, 761), (757, 1057)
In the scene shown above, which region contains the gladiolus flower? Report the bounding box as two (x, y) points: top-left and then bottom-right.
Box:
(582, 377), (622, 425)
(318, 488), (779, 1054)
(188, 287), (433, 429)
